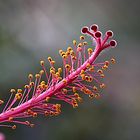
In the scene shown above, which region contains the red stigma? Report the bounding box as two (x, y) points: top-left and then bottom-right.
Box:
(95, 31), (102, 38)
(106, 30), (113, 37)
(90, 24), (98, 32)
(110, 40), (117, 47)
(81, 26), (89, 34)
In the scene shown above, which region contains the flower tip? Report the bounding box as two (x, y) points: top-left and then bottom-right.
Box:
(90, 24), (98, 32)
(81, 26), (89, 34)
(106, 30), (113, 38)
(109, 40), (117, 47)
(95, 31), (102, 38)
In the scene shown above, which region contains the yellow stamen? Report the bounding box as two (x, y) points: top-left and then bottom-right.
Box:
(111, 58), (116, 64)
(80, 36), (85, 40)
(10, 89), (16, 93)
(12, 125), (16, 130)
(28, 74), (33, 79)
(40, 60), (45, 66)
(73, 40), (77, 46)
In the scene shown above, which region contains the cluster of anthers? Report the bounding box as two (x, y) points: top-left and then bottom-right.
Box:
(0, 24), (117, 129)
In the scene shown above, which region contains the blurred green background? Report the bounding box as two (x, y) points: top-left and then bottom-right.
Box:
(0, 0), (140, 140)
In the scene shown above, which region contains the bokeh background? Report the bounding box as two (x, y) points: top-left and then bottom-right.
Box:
(0, 0), (140, 140)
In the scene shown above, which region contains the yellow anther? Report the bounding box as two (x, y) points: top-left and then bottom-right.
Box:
(80, 36), (85, 40)
(0, 100), (4, 105)
(45, 97), (50, 102)
(8, 117), (13, 121)
(74, 93), (79, 98)
(24, 85), (29, 89)
(56, 103), (61, 108)
(81, 87), (86, 92)
(73, 40), (77, 46)
(86, 63), (90, 68)
(62, 79), (67, 84)
(45, 111), (49, 116)
(72, 56), (77, 60)
(27, 109), (32, 115)
(50, 67), (55, 71)
(50, 70), (55, 74)
(58, 77), (62, 80)
(17, 89), (22, 93)
(62, 88), (68, 94)
(30, 124), (35, 128)
(54, 112), (60, 116)
(37, 85), (41, 89)
(61, 52), (66, 56)
(89, 66), (95, 72)
(83, 41), (88, 45)
(77, 97), (83, 102)
(28, 74), (33, 79)
(73, 103), (78, 108)
(58, 68), (62, 73)
(40, 81), (46, 85)
(88, 48), (93, 54)
(70, 50), (74, 56)
(111, 58), (116, 64)
(72, 87), (76, 92)
(35, 74), (40, 79)
(72, 100), (78, 108)
(88, 76), (93, 82)
(100, 83), (106, 89)
(50, 111), (55, 116)
(56, 104), (61, 110)
(52, 104), (57, 110)
(59, 50), (63, 54)
(65, 64), (71, 70)
(48, 57), (52, 62)
(81, 74), (85, 80)
(105, 61), (109, 66)
(85, 76), (89, 81)
(102, 65), (108, 70)
(84, 89), (92, 95)
(32, 112), (38, 117)
(25, 121), (30, 125)
(40, 60), (45, 66)
(89, 93), (95, 99)
(43, 104), (48, 107)
(10, 89), (16, 93)
(56, 72), (60, 77)
(66, 51), (70, 56)
(80, 70), (85, 75)
(78, 43), (83, 47)
(30, 82), (34, 86)
(15, 93), (22, 100)
(67, 47), (72, 52)
(39, 70), (44, 75)
(62, 55), (67, 59)
(100, 74), (105, 78)
(95, 93), (100, 99)
(97, 69), (103, 74)
(93, 86), (98, 91)
(18, 93), (22, 97)
(12, 125), (16, 130)
(45, 85), (48, 89)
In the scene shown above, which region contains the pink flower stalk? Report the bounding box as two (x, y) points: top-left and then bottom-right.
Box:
(0, 24), (117, 130)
